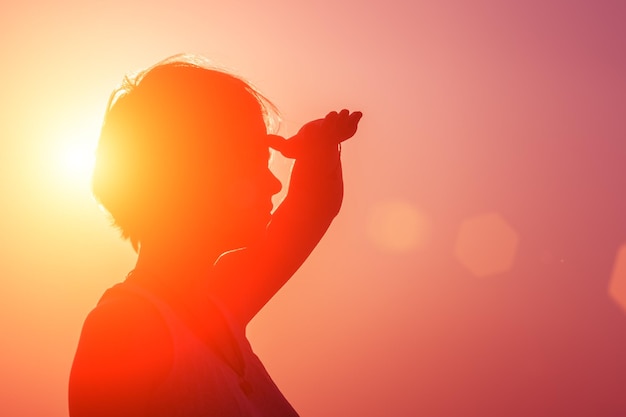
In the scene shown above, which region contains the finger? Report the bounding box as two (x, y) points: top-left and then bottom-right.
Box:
(325, 111), (339, 128)
(351, 111), (363, 120)
(349, 111), (363, 124)
(337, 111), (363, 142)
(338, 109), (355, 128)
(268, 134), (301, 158)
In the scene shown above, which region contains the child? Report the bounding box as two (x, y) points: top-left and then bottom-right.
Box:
(68, 54), (362, 417)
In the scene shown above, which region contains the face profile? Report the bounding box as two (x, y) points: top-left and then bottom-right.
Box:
(222, 147), (282, 247)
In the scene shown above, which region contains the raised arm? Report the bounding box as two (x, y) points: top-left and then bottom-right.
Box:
(210, 110), (362, 325)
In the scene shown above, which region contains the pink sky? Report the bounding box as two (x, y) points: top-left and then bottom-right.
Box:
(1, 1), (626, 415)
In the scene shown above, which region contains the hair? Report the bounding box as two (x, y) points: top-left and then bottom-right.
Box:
(92, 54), (279, 251)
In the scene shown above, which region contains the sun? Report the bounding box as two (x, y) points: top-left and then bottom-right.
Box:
(57, 141), (95, 179)
(49, 111), (101, 191)
(60, 144), (95, 176)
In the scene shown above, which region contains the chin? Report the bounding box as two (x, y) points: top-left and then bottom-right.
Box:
(248, 224), (269, 245)
(228, 223), (267, 250)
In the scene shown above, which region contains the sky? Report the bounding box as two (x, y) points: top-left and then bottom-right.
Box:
(1, 0), (626, 416)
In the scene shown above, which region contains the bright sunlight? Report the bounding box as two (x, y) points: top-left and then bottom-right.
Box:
(49, 112), (101, 192)
(56, 143), (95, 179)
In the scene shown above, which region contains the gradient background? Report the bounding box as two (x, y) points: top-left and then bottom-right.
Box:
(2, 1), (626, 416)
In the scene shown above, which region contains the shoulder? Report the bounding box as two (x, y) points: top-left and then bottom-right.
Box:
(81, 285), (172, 356)
(69, 284), (173, 417)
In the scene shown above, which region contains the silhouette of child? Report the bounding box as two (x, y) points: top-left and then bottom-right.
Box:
(68, 54), (362, 417)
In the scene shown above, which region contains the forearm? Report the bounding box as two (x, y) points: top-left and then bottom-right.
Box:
(214, 151), (344, 325)
(263, 149), (344, 278)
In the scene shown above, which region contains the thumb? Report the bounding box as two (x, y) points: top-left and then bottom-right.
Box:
(267, 134), (298, 158)
(267, 134), (286, 150)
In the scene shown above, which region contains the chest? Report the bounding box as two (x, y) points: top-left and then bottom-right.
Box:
(149, 303), (299, 417)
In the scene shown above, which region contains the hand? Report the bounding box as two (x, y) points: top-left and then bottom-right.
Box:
(268, 109), (362, 159)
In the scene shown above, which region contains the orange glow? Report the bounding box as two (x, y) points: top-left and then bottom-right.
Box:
(4, 1), (626, 416)
(454, 212), (519, 277)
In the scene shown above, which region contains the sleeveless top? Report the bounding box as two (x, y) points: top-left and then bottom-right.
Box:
(100, 281), (300, 417)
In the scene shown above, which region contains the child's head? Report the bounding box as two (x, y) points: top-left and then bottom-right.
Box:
(93, 55), (281, 251)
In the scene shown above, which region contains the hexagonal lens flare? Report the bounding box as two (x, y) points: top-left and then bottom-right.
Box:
(609, 244), (626, 313)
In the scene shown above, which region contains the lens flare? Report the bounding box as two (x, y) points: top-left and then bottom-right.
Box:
(367, 200), (430, 252)
(609, 244), (626, 313)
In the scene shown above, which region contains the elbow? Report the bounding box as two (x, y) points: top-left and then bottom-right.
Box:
(316, 181), (343, 220)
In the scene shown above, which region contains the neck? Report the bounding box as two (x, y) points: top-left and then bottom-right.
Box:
(130, 235), (227, 297)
